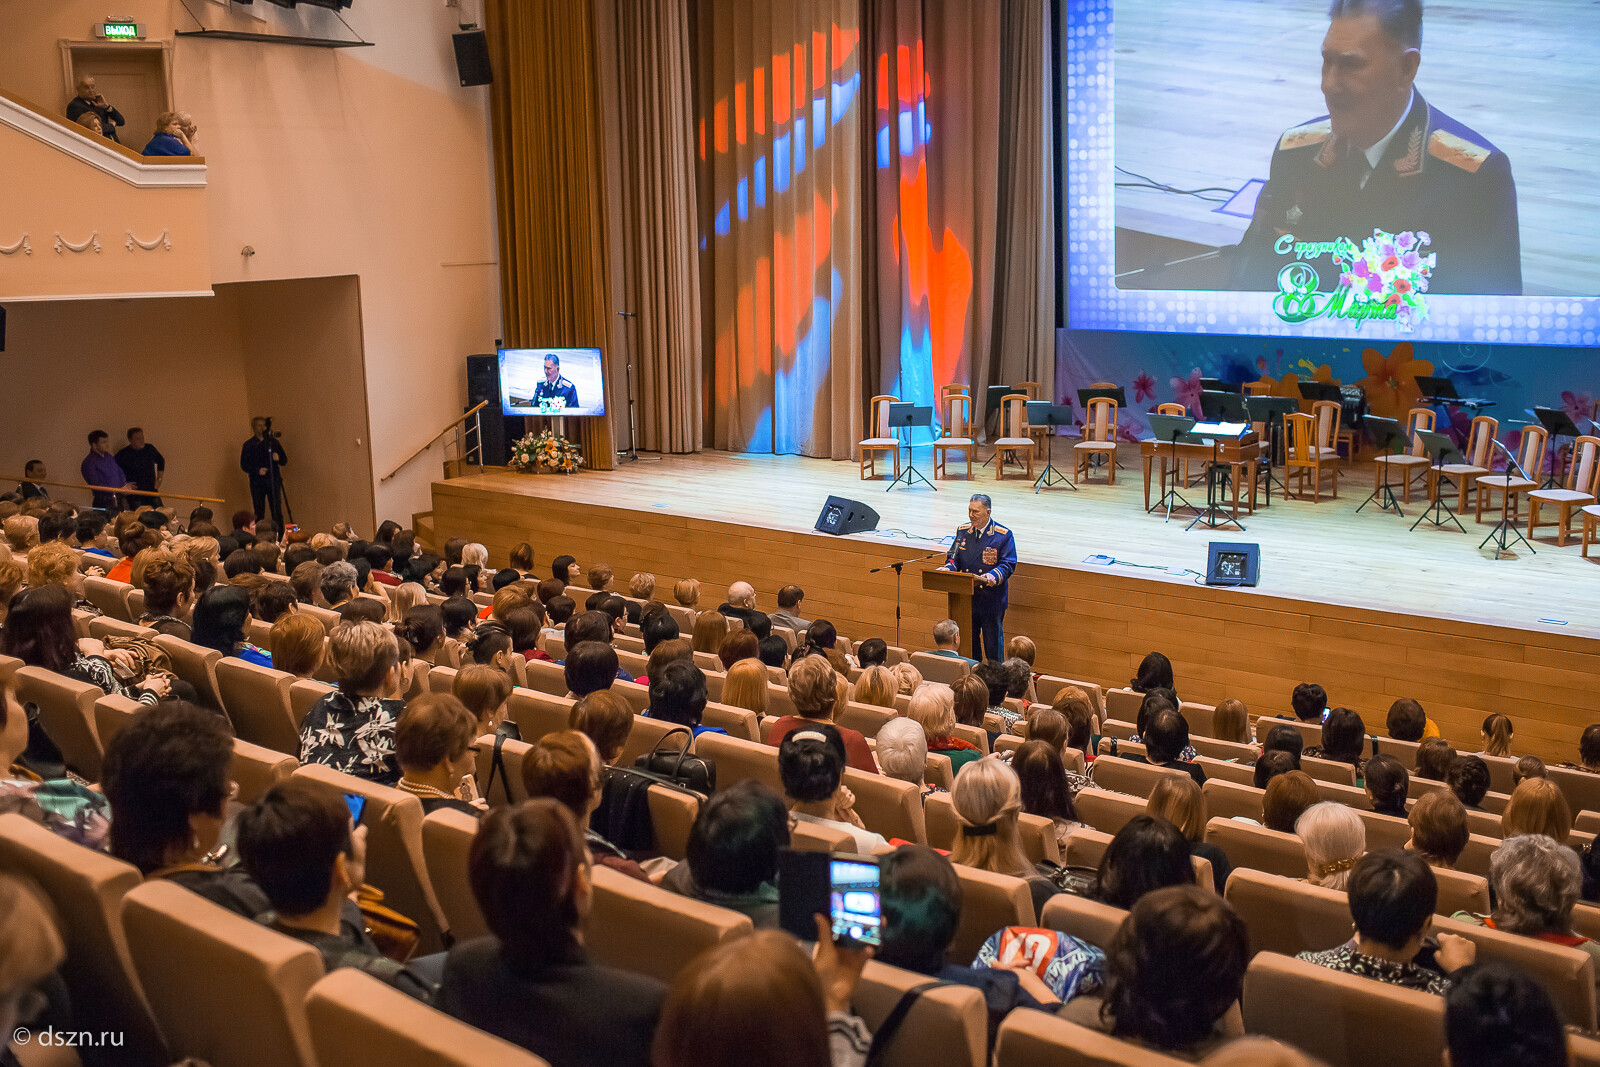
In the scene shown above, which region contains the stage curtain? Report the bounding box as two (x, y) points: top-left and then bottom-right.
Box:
(485, 0), (617, 470)
(694, 0), (865, 457)
(990, 0), (1057, 396)
(866, 0), (1001, 436)
(611, 0), (704, 454)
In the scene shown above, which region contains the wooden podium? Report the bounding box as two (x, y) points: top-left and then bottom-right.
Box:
(921, 569), (978, 657)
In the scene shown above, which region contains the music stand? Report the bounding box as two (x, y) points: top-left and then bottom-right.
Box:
(1200, 390), (1249, 423)
(1479, 432), (1536, 560)
(1245, 395), (1298, 504)
(1199, 378), (1238, 394)
(1296, 381), (1344, 404)
(1414, 376), (1459, 402)
(1146, 412), (1197, 521)
(1184, 421), (1251, 532)
(978, 386), (1024, 466)
(1355, 416), (1407, 516)
(1026, 402), (1078, 493)
(1410, 430), (1465, 532)
(886, 403), (936, 492)
(1532, 406), (1584, 488)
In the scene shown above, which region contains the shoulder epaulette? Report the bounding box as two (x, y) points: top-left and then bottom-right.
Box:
(1428, 129), (1490, 173)
(991, 524), (1009, 535)
(1279, 118), (1332, 153)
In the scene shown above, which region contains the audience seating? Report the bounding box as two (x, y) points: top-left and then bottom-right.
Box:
(791, 819), (857, 851)
(1104, 688), (1141, 723)
(584, 864), (753, 982)
(0, 652), (21, 689)
(13, 665), (105, 780)
(994, 1007), (1189, 1067)
(215, 658), (301, 755)
(909, 651), (969, 686)
(854, 960), (988, 1067)
(1073, 787), (1146, 836)
(922, 792), (1062, 865)
(1063, 826), (1213, 892)
(82, 575), (135, 622)
(948, 864), (1036, 963)
(1300, 755), (1358, 786)
(1089, 755), (1187, 797)
(153, 633), (226, 714)
(1193, 756), (1254, 787)
(87, 614), (152, 642)
(288, 678), (335, 730)
(420, 807), (489, 941)
(1187, 735), (1255, 762)
(1033, 674), (1106, 714)
(232, 739), (299, 804)
(1038, 891), (1127, 951)
(91, 692), (144, 753)
(1204, 818), (1306, 879)
(121, 879), (321, 1067)
(1243, 951), (1442, 1067)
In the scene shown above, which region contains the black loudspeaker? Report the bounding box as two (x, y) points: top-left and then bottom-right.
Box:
(452, 31), (492, 86)
(466, 354), (520, 466)
(814, 496), (880, 536)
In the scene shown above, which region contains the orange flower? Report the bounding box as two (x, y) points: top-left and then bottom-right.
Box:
(1354, 341), (1433, 421)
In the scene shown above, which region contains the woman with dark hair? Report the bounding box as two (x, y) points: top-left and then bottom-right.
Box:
(1012, 740), (1081, 852)
(1093, 814), (1195, 910)
(1130, 651), (1176, 698)
(190, 585), (271, 667)
(395, 604), (448, 665)
(374, 519), (401, 544)
(1303, 707), (1369, 774)
(2, 585), (169, 706)
(509, 541), (536, 578)
(803, 619), (838, 658)
(1363, 754), (1410, 818)
(551, 554), (579, 586)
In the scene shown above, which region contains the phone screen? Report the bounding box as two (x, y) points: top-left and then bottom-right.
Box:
(829, 859), (882, 948)
(1321, 708), (1331, 723)
(344, 792), (367, 824)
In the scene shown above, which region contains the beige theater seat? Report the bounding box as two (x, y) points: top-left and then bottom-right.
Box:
(1089, 755), (1185, 798)
(922, 792), (1060, 864)
(291, 764), (450, 955)
(1300, 754), (1358, 786)
(121, 880), (320, 1067)
(153, 633), (226, 713)
(1225, 868), (1353, 957)
(82, 575), (135, 621)
(995, 1004), (1188, 1067)
(14, 666), (104, 780)
(427, 664), (458, 694)
(474, 732), (533, 807)
(838, 700), (897, 739)
(1204, 817), (1307, 879)
(306, 968), (547, 1067)
(584, 864), (752, 982)
(910, 651), (971, 686)
(92, 692), (144, 753)
(619, 714), (682, 764)
(421, 807), (488, 942)
(1431, 913), (1596, 1028)
(0, 652), (23, 688)
(1033, 674), (1105, 715)
(88, 614), (152, 641)
(505, 687), (577, 742)
(232, 739), (298, 804)
(1039, 892), (1127, 951)
(1244, 951), (1444, 1067)
(792, 819), (857, 851)
(1104, 687), (1141, 722)
(523, 658), (569, 697)
(1074, 787), (1146, 836)
(948, 863), (1035, 963)
(215, 658), (300, 755)
(1065, 826), (1213, 894)
(1193, 757), (1254, 787)
(288, 678), (334, 730)
(701, 700), (762, 741)
(1201, 779), (1264, 821)
(855, 959), (988, 1067)
(0, 814), (167, 1066)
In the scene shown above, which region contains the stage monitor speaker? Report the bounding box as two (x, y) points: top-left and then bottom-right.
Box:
(814, 496), (879, 536)
(452, 31), (492, 86)
(1206, 541), (1260, 586)
(465, 354), (519, 467)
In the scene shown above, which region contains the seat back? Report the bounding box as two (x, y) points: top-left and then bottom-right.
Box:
(922, 792), (1058, 864)
(1549, 763), (1600, 819)
(420, 807), (488, 942)
(1565, 435), (1600, 495)
(153, 633), (226, 712)
(92, 692), (144, 753)
(233, 738), (299, 804)
(0, 813), (166, 1067)
(14, 665), (104, 780)
(1201, 778), (1266, 820)
(290, 764), (449, 954)
(1089, 755), (1185, 798)
(791, 818), (858, 851)
(584, 863), (753, 982)
(1074, 787), (1147, 836)
(1516, 423), (1550, 476)
(949, 863), (1036, 963)
(1464, 415), (1499, 467)
(1104, 687), (1141, 722)
(1432, 913), (1597, 1028)
(474, 732), (532, 806)
(504, 687), (576, 743)
(89, 614), (152, 641)
(995, 1008), (1188, 1067)
(1243, 950), (1444, 1067)
(1403, 406), (1436, 457)
(427, 664), (459, 695)
(647, 784), (701, 860)
(696, 731), (784, 794)
(1301, 754), (1358, 785)
(523, 657), (569, 697)
(838, 700), (896, 738)
(288, 678), (334, 730)
(1038, 892), (1127, 951)
(1084, 397), (1117, 443)
(1226, 868), (1357, 957)
(1285, 412), (1317, 462)
(845, 765), (926, 844)
(1194, 756), (1254, 786)
(121, 879), (321, 1067)
(868, 394), (898, 438)
(1312, 398), (1341, 449)
(940, 392), (972, 440)
(1034, 674), (1105, 714)
(215, 658), (300, 755)
(83, 575), (135, 621)
(856, 960), (988, 1067)
(1156, 401), (1185, 417)
(1204, 817), (1307, 879)
(702, 699), (762, 741)
(999, 394), (1030, 440)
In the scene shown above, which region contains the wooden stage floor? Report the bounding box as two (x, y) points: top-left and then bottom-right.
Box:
(430, 447), (1599, 762)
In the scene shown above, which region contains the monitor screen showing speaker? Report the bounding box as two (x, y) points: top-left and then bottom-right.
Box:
(498, 348), (607, 417)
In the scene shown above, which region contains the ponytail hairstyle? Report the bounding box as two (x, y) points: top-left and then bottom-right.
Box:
(394, 604), (445, 656)
(467, 622), (513, 666)
(1481, 713), (1514, 758)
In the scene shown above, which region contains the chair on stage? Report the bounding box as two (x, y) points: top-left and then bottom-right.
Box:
(933, 391), (975, 480)
(1582, 504), (1600, 559)
(1527, 435), (1600, 547)
(1373, 407), (1435, 504)
(1013, 381), (1053, 455)
(1475, 423), (1547, 524)
(860, 394), (901, 481)
(1156, 402), (1201, 487)
(1429, 414), (1497, 515)
(1284, 412), (1337, 501)
(1073, 396), (1119, 485)
(994, 394), (1035, 481)
(1311, 399), (1342, 463)
(1244, 380), (1273, 396)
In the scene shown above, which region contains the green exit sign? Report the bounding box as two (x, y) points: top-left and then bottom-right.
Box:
(97, 21), (143, 40)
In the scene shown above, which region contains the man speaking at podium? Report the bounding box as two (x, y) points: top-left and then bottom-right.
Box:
(937, 494), (1017, 663)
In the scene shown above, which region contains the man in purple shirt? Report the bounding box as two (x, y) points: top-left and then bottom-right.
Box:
(82, 429), (134, 512)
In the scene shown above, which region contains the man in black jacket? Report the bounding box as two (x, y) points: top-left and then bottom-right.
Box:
(240, 417), (288, 527)
(65, 76), (126, 145)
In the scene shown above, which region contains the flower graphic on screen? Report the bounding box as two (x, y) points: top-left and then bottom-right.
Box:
(1132, 373), (1156, 405)
(1337, 230), (1435, 330)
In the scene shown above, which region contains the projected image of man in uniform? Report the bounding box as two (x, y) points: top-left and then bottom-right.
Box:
(532, 354), (579, 410)
(1228, 0), (1521, 295)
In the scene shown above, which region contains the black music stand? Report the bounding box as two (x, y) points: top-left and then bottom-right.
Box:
(1026, 402), (1077, 493)
(1185, 421), (1251, 532)
(1146, 412), (1197, 521)
(1200, 390), (1249, 422)
(1479, 431), (1536, 560)
(1297, 380), (1343, 405)
(1076, 387), (1126, 477)
(1410, 430), (1465, 532)
(1199, 378), (1239, 394)
(1414, 375), (1459, 402)
(1355, 416), (1407, 516)
(1245, 395), (1298, 504)
(886, 403), (936, 492)
(1532, 406), (1583, 489)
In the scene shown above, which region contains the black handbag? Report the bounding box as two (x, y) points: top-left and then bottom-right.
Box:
(632, 726), (716, 795)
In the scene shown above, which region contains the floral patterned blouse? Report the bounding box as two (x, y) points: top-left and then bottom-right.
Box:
(297, 691), (404, 786)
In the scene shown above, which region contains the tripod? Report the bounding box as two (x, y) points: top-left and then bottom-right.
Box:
(868, 551), (941, 647)
(261, 419), (293, 529)
(1146, 413), (1196, 521)
(1410, 430), (1465, 533)
(1478, 437), (1536, 558)
(886, 403), (936, 492)
(1355, 416), (1406, 516)
(1186, 436), (1245, 532)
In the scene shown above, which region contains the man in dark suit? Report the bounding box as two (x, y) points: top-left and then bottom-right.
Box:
(937, 494), (1017, 663)
(239, 417), (288, 527)
(17, 460), (49, 500)
(65, 76), (126, 145)
(1229, 0), (1520, 296)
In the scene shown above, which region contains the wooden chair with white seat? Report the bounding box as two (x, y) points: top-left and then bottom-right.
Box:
(1284, 411), (1337, 500)
(932, 390), (976, 480)
(994, 394), (1036, 481)
(1155, 401), (1200, 488)
(1074, 396), (1119, 484)
(1527, 434), (1600, 546)
(1429, 414), (1498, 515)
(1372, 406), (1435, 504)
(1244, 951), (1446, 1067)
(1311, 398), (1343, 463)
(860, 394), (902, 480)
(120, 880), (321, 1067)
(1584, 503), (1600, 558)
(1475, 422), (1547, 523)
(994, 1006), (1190, 1067)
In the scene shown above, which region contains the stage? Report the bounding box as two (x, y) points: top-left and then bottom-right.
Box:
(430, 446), (1599, 762)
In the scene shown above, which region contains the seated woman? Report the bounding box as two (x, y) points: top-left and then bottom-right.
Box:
(101, 701), (271, 918)
(661, 780), (788, 926)
(1261, 770), (1319, 833)
(571, 690), (633, 765)
(385, 581), (429, 625)
(690, 611), (728, 655)
(190, 586), (272, 667)
(645, 660), (724, 739)
(766, 656), (876, 773)
(1407, 791), (1471, 870)
(673, 577), (700, 610)
(1297, 801), (1366, 890)
(779, 724), (888, 855)
(719, 658), (769, 718)
(453, 664), (513, 736)
(0, 677), (109, 847)
(949, 757), (1058, 914)
(1514, 755), (1547, 787)
(1210, 698), (1252, 746)
(849, 665), (897, 709)
(522, 730), (648, 880)
(395, 693), (484, 816)
(269, 611), (326, 680)
(1147, 776), (1231, 894)
(297, 621), (405, 786)
(1457, 834), (1600, 980)
(395, 604), (448, 666)
(437, 799), (666, 1067)
(1500, 779), (1572, 843)
(1130, 651), (1177, 701)
(1062, 884), (1246, 1059)
(875, 716), (934, 797)
(907, 682), (981, 774)
(1478, 713), (1515, 759)
(1, 585), (170, 705)
(464, 623), (517, 675)
(1022, 708), (1092, 793)
(1093, 814), (1195, 910)
(1363, 754), (1411, 818)
(1448, 755), (1493, 812)
(1120, 708), (1205, 786)
(1050, 685), (1099, 767)
(716, 630), (760, 672)
(1414, 737), (1457, 782)
(137, 554), (196, 638)
(1124, 690), (1198, 763)
(1012, 740), (1081, 852)
(890, 661), (924, 698)
(1301, 706), (1368, 775)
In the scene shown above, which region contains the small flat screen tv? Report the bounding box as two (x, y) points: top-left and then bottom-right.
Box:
(498, 347), (606, 417)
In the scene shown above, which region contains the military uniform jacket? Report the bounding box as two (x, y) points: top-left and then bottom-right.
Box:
(533, 377), (580, 409)
(1229, 92), (1521, 296)
(942, 521), (1018, 610)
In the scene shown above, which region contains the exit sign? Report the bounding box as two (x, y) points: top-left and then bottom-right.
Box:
(96, 21), (144, 40)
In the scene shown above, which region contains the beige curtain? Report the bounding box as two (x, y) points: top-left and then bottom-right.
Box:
(991, 0), (1056, 395)
(611, 0), (704, 453)
(485, 0), (617, 470)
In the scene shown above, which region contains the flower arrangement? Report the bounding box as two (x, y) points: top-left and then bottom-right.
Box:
(1335, 229), (1435, 330)
(509, 430), (583, 474)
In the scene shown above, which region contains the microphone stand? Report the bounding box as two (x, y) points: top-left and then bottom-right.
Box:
(869, 550), (942, 648)
(1479, 438), (1535, 559)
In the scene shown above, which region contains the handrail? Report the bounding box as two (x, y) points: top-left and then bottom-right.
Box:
(382, 401), (490, 482)
(0, 86), (207, 167)
(1, 476), (224, 504)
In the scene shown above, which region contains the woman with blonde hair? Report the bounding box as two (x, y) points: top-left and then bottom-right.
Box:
(691, 611), (728, 654)
(720, 658), (769, 718)
(890, 661), (923, 696)
(850, 665), (897, 709)
(1297, 801), (1366, 890)
(674, 577), (701, 609)
(1147, 775), (1231, 892)
(1211, 699), (1252, 745)
(908, 682), (982, 773)
(950, 756), (1058, 912)
(453, 663), (512, 735)
(1500, 777), (1572, 844)
(1479, 713), (1515, 759)
(387, 581), (429, 623)
(296, 621), (404, 785)
(269, 611), (326, 679)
